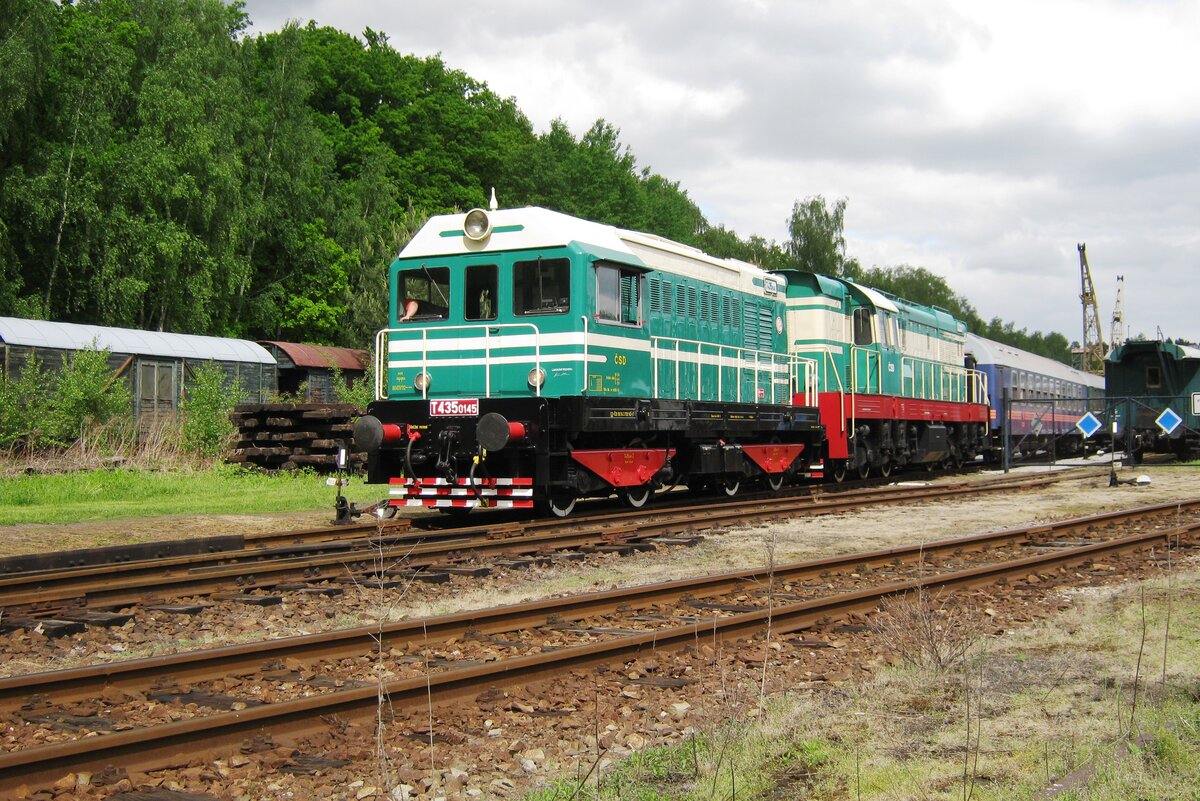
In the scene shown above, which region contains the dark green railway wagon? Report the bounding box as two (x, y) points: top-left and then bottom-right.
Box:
(0, 316), (276, 426)
(1106, 339), (1200, 460)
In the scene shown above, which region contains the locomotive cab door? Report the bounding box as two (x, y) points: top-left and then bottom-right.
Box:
(876, 310), (902, 396)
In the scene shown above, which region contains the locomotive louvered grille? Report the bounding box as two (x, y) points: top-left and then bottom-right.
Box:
(620, 273), (639, 322)
(742, 304), (774, 350)
(649, 277), (661, 312)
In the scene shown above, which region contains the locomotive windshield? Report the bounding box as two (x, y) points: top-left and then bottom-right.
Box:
(514, 257), (570, 315)
(464, 264), (497, 321)
(397, 266), (450, 321)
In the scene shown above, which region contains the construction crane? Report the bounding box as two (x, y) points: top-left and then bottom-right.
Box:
(1109, 274), (1126, 349)
(1077, 243), (1106, 374)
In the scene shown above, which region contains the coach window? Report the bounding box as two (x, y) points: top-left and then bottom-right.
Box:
(1146, 365), (1162, 388)
(464, 264), (497, 321)
(595, 263), (642, 326)
(514, 257), (570, 315)
(397, 266), (450, 322)
(852, 307), (874, 346)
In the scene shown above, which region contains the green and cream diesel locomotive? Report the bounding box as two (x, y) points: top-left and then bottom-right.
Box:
(354, 206), (824, 516)
(780, 272), (990, 479)
(354, 206), (989, 515)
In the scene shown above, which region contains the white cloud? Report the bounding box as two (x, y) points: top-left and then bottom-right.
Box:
(241, 0), (1200, 341)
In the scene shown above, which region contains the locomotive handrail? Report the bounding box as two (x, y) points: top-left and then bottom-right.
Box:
(650, 336), (804, 406)
(580, 315), (590, 394)
(374, 329), (387, 400)
(899, 356), (988, 406)
(373, 323), (543, 400)
(849, 346), (880, 395)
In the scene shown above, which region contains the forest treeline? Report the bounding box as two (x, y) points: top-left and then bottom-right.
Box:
(0, 0), (1070, 363)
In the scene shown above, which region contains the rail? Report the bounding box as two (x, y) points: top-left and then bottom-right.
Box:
(651, 337), (816, 406)
(0, 489), (1187, 796)
(900, 356), (988, 404)
(375, 323), (543, 400)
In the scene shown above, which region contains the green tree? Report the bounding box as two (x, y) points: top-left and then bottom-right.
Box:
(786, 195), (848, 275)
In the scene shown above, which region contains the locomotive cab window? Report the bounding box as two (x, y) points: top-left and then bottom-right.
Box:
(514, 257), (570, 315)
(852, 307), (874, 346)
(594, 263), (642, 326)
(1146, 365), (1162, 388)
(464, 264), (497, 321)
(398, 266), (450, 322)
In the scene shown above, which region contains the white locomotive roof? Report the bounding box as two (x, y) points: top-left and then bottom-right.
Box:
(0, 316), (276, 364)
(965, 332), (1103, 389)
(844, 280), (899, 313)
(399, 206), (784, 298)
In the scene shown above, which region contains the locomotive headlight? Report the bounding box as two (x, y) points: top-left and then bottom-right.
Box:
(414, 371), (432, 391)
(527, 367), (546, 388)
(463, 208), (492, 242)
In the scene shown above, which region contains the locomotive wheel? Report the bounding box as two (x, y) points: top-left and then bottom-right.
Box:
(831, 461), (847, 483)
(543, 493), (577, 518)
(856, 460), (870, 480)
(620, 485), (652, 509)
(878, 460), (892, 479)
(721, 477), (741, 496)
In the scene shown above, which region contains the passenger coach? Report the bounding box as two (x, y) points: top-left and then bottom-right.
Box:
(355, 207), (824, 516)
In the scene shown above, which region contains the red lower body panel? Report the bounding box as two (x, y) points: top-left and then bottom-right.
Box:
(819, 393), (989, 459)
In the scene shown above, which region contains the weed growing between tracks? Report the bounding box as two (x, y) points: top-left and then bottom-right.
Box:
(518, 563), (1200, 801)
(341, 511), (423, 800)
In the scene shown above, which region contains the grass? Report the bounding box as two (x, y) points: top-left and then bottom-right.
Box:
(517, 570), (1200, 801)
(0, 465), (384, 525)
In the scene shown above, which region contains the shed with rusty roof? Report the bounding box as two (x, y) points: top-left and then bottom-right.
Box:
(258, 341), (369, 402)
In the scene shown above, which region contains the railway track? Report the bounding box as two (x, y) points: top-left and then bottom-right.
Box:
(0, 496), (1194, 795)
(0, 470), (1094, 619)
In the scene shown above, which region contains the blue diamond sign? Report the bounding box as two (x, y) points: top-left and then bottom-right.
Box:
(1156, 407), (1183, 436)
(1076, 412), (1102, 438)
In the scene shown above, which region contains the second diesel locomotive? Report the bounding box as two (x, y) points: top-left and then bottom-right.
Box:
(780, 272), (990, 480)
(355, 206), (998, 514)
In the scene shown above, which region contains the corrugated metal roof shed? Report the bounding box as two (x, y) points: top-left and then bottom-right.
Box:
(259, 341), (368, 370)
(0, 317), (275, 364)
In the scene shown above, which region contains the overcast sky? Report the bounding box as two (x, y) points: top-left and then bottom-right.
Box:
(242, 0), (1199, 344)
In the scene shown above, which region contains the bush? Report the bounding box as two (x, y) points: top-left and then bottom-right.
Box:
(332, 358), (376, 409)
(0, 348), (131, 451)
(181, 361), (241, 457)
(0, 353), (53, 449)
(46, 348), (132, 447)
